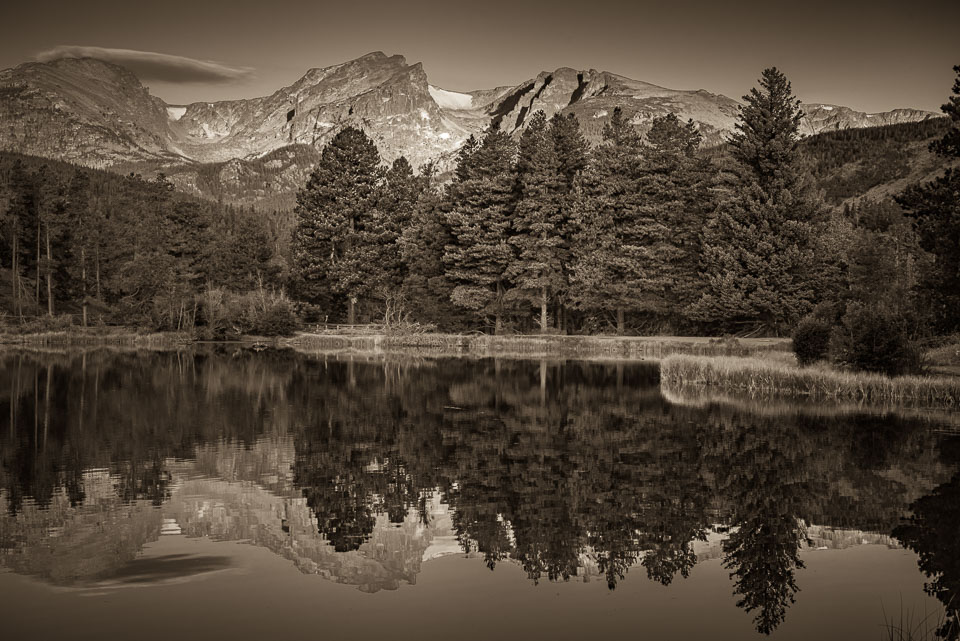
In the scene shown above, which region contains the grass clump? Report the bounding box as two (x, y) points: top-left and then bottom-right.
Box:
(660, 354), (960, 406)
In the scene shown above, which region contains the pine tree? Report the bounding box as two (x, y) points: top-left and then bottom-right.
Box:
(571, 107), (647, 334)
(549, 113), (589, 331)
(689, 68), (830, 332)
(4, 161), (35, 319)
(64, 171), (93, 325)
(443, 126), (517, 333)
(361, 156), (425, 325)
(634, 114), (714, 327)
(508, 111), (566, 330)
(34, 165), (65, 317)
(400, 168), (464, 330)
(931, 64), (960, 158)
(550, 113), (589, 189)
(292, 126), (383, 323)
(896, 64), (960, 333)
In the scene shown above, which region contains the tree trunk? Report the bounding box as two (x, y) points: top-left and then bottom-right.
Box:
(539, 359), (547, 406)
(80, 246), (88, 327)
(540, 287), (548, 332)
(35, 221), (41, 316)
(45, 225), (53, 317)
(43, 364), (51, 450)
(617, 309), (625, 335)
(95, 247), (102, 325)
(79, 352), (86, 432)
(95, 247), (101, 298)
(495, 313), (502, 335)
(348, 297), (356, 325)
(33, 368), (38, 453)
(11, 228), (19, 320)
(9, 364), (15, 438)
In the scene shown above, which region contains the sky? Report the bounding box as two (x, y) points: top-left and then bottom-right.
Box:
(1, 0), (958, 112)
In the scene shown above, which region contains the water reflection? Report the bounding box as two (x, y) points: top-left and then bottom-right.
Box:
(894, 433), (960, 640)
(0, 348), (957, 636)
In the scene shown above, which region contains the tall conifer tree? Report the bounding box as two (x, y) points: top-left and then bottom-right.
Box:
(400, 168), (464, 330)
(549, 113), (589, 331)
(571, 107), (646, 334)
(508, 111), (566, 330)
(443, 126), (517, 333)
(689, 68), (829, 332)
(634, 114), (714, 327)
(292, 126), (382, 323)
(896, 64), (960, 333)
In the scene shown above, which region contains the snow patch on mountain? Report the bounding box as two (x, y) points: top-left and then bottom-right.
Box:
(428, 85), (473, 110)
(200, 123), (228, 139)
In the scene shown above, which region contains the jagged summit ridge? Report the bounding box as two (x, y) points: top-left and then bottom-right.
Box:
(0, 52), (940, 175)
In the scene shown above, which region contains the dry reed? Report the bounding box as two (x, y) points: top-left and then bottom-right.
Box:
(660, 354), (960, 406)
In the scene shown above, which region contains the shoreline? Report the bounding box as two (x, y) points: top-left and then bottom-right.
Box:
(279, 332), (790, 360)
(0, 329), (791, 360)
(3, 330), (958, 413)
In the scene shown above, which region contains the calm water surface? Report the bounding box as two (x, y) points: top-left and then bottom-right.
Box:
(0, 348), (958, 640)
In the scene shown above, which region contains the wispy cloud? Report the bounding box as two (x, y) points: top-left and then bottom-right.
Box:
(35, 45), (254, 84)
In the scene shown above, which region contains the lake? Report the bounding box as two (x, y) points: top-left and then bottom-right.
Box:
(0, 347), (958, 640)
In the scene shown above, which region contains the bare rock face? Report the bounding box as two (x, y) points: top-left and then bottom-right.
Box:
(166, 52), (469, 170)
(484, 68), (743, 147)
(0, 57), (181, 167)
(0, 52), (940, 205)
(800, 103), (940, 135)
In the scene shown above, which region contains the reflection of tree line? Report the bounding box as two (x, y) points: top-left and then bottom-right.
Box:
(895, 434), (960, 640)
(0, 351), (958, 636)
(0, 349), (297, 515)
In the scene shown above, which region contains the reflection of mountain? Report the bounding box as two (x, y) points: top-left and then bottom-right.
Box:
(0, 480), (162, 585)
(0, 349), (957, 632)
(163, 437), (456, 593)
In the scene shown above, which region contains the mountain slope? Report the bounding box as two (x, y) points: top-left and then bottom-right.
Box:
(0, 57), (181, 166)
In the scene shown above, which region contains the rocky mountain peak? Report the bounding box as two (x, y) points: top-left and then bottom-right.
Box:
(0, 51), (942, 203)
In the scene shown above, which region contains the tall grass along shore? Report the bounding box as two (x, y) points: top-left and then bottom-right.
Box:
(660, 354), (960, 407)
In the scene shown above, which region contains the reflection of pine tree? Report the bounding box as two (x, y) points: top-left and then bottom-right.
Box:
(723, 510), (807, 634)
(449, 492), (512, 571)
(894, 470), (960, 640)
(710, 422), (814, 635)
(510, 480), (582, 584)
(642, 496), (707, 586)
(303, 472), (376, 552)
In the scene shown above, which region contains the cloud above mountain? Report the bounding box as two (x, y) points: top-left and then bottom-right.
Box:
(35, 45), (253, 84)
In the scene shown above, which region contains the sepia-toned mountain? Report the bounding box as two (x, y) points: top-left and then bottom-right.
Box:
(0, 52), (941, 207)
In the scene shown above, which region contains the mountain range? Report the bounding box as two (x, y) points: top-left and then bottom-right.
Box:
(0, 51), (941, 207)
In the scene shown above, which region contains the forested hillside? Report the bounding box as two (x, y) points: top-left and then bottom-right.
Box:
(800, 117), (953, 205)
(0, 152), (293, 334)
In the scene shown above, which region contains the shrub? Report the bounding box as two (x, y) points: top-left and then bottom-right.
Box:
(197, 286), (300, 339)
(248, 295), (298, 336)
(792, 315), (833, 365)
(829, 302), (922, 376)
